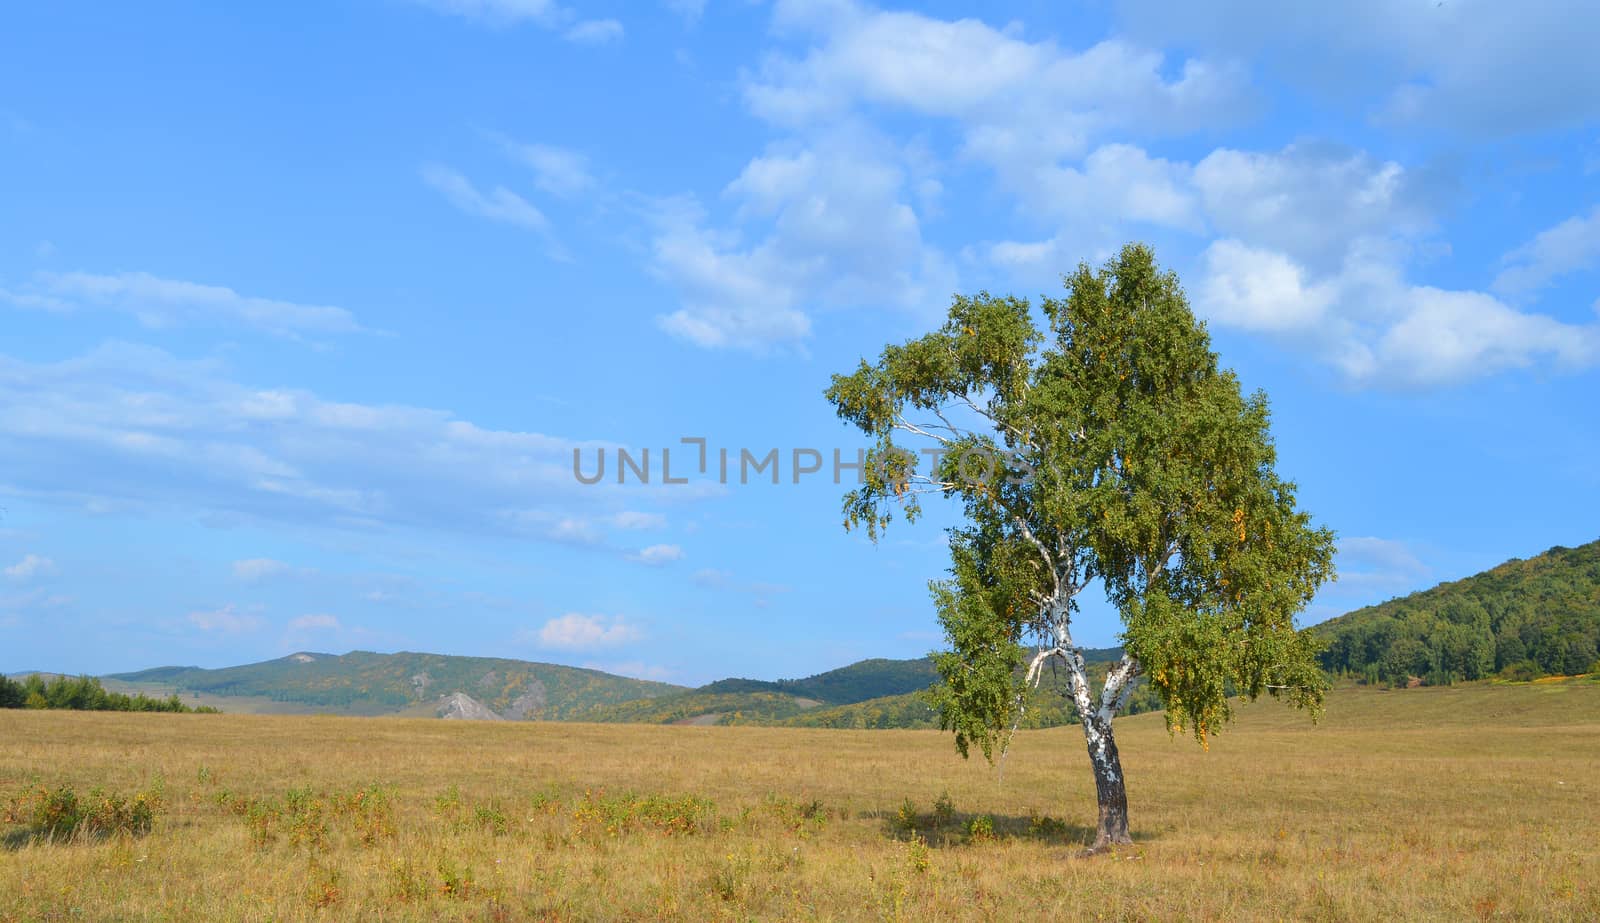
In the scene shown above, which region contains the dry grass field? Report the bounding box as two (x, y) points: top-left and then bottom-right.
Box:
(2, 680), (1597, 921)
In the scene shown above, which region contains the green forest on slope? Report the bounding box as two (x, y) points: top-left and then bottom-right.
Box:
(1316, 539), (1600, 686)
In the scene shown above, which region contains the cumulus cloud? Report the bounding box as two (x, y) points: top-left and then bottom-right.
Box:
(1, 271), (365, 339)
(189, 604), (263, 634)
(748, 2), (1249, 149)
(535, 612), (643, 649)
(3, 554), (57, 580)
(1196, 239), (1600, 387)
(1192, 143), (1436, 272)
(1196, 239), (1335, 333)
(1172, 143), (1598, 387)
(643, 1), (1250, 351)
(650, 131), (954, 349)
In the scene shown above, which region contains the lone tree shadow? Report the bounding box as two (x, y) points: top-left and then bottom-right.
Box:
(868, 796), (1160, 851)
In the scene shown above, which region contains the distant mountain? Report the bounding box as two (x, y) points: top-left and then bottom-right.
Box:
(1316, 538), (1600, 686)
(575, 647), (1134, 728)
(108, 650), (684, 719)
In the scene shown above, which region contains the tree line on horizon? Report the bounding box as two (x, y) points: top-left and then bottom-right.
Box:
(0, 673), (217, 713)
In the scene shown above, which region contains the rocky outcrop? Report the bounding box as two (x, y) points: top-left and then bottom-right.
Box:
(436, 692), (503, 721)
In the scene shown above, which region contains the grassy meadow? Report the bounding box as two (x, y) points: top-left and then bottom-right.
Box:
(2, 680), (1597, 921)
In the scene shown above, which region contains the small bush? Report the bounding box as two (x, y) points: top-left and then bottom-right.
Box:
(436, 857), (474, 899)
(474, 803), (509, 835)
(19, 784), (161, 841)
(304, 862), (343, 908)
(965, 814), (996, 843)
(893, 797), (920, 834)
(932, 791), (955, 827)
(390, 859), (431, 904)
(904, 832), (931, 873)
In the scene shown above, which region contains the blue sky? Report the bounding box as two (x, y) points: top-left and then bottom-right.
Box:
(2, 0), (1597, 685)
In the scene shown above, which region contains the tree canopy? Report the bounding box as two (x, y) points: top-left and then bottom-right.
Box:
(827, 243), (1335, 847)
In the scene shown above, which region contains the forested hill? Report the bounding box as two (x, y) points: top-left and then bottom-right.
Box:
(1316, 539), (1600, 686)
(697, 656), (940, 704)
(109, 651), (684, 718)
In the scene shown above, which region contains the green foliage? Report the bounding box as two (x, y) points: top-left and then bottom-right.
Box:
(575, 690), (813, 725)
(1317, 540), (1600, 686)
(826, 243), (1333, 753)
(965, 815), (996, 843)
(0, 674), (215, 713)
(14, 784), (162, 840)
(570, 790), (717, 837)
(0, 675), (23, 708)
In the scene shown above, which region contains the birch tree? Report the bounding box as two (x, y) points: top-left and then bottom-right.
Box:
(825, 244), (1335, 851)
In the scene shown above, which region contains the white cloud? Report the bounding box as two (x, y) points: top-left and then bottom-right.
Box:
(408, 0), (625, 45)
(3, 271), (365, 339)
(664, 0), (705, 24)
(1196, 239), (1335, 333)
(564, 18), (623, 44)
(631, 543), (684, 565)
(749, 3), (1248, 148)
(422, 164), (570, 260)
(1115, 0), (1600, 135)
(0, 342), (681, 542)
(1494, 206), (1600, 297)
(1192, 143), (1433, 272)
(1374, 286), (1600, 387)
(610, 511), (666, 530)
(691, 567), (731, 587)
(288, 613), (341, 631)
(232, 558), (290, 581)
(1195, 241), (1600, 387)
(648, 1), (1246, 351)
(189, 604), (262, 634)
(3, 554), (56, 580)
(650, 131), (954, 349)
(500, 140), (596, 198)
(410, 0), (562, 23)
(535, 612), (643, 649)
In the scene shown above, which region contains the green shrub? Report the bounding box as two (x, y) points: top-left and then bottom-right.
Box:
(965, 814), (995, 843)
(21, 784), (161, 840)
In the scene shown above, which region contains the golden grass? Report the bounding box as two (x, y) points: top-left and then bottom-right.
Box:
(2, 680), (1597, 921)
